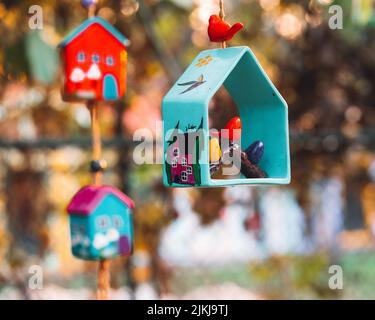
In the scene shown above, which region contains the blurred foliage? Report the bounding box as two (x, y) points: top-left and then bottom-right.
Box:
(0, 0), (374, 299)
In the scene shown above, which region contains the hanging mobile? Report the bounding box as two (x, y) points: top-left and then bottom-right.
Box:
(60, 0), (134, 300)
(162, 0), (290, 187)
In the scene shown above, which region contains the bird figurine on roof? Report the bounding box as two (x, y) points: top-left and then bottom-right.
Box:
(208, 15), (243, 43)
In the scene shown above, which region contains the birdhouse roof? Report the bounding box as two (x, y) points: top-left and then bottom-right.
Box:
(163, 46), (286, 107)
(67, 185), (135, 216)
(58, 17), (129, 48)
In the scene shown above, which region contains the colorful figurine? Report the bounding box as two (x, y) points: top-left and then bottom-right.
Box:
(59, 17), (129, 102)
(245, 141), (264, 165)
(209, 117), (267, 179)
(222, 116), (242, 141)
(67, 185), (134, 260)
(165, 119), (203, 186)
(209, 137), (222, 163)
(208, 15), (243, 43)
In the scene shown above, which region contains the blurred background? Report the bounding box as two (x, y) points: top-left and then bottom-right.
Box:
(0, 0), (375, 300)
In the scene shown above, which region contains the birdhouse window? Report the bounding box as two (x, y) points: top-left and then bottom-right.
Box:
(72, 224), (85, 234)
(96, 215), (110, 229)
(106, 56), (115, 66)
(173, 148), (179, 157)
(181, 171), (188, 182)
(77, 51), (86, 63)
(113, 215), (123, 228)
(92, 54), (100, 64)
(172, 158), (178, 168)
(181, 157), (187, 166)
(79, 225), (86, 234)
(186, 166), (193, 175)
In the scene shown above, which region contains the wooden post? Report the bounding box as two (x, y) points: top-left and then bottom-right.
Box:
(97, 259), (111, 300)
(84, 4), (111, 300)
(89, 102), (103, 186)
(88, 101), (111, 300)
(88, 4), (96, 18)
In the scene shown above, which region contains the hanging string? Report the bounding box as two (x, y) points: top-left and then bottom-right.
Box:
(97, 260), (110, 300)
(90, 101), (110, 300)
(86, 0), (97, 18)
(88, 5), (96, 18)
(88, 81), (111, 302)
(219, 0), (227, 48)
(219, 0), (225, 20)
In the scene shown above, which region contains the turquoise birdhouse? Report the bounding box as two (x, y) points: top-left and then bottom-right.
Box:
(67, 185), (134, 260)
(162, 46), (290, 187)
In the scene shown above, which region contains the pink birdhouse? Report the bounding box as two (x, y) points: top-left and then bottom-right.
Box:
(58, 17), (129, 102)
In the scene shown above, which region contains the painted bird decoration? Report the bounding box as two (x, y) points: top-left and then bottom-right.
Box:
(178, 74), (206, 94)
(208, 15), (244, 43)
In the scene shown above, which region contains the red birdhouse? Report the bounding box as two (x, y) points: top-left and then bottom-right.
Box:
(58, 17), (129, 102)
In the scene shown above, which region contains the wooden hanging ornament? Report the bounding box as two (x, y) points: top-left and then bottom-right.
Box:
(61, 0), (134, 300)
(59, 0), (129, 102)
(162, 0), (291, 187)
(67, 185), (135, 260)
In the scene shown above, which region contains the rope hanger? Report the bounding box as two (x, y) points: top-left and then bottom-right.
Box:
(82, 0), (110, 301)
(219, 0), (227, 48)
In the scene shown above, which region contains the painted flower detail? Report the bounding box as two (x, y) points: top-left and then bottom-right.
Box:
(195, 55), (213, 67)
(178, 75), (206, 94)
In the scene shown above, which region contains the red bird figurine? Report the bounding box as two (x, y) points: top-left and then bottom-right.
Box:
(208, 15), (243, 43)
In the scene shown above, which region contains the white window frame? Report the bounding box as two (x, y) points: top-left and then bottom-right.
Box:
(113, 215), (123, 228)
(181, 171), (188, 182)
(106, 56), (115, 66)
(96, 215), (110, 229)
(92, 54), (100, 63)
(173, 147), (179, 157)
(172, 158), (178, 168)
(186, 166), (193, 175)
(181, 157), (187, 166)
(77, 51), (86, 63)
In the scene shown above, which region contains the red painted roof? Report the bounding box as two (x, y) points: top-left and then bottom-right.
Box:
(67, 185), (135, 216)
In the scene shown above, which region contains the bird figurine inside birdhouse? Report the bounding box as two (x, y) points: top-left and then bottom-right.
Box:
(67, 185), (134, 260)
(162, 9), (290, 187)
(58, 16), (129, 102)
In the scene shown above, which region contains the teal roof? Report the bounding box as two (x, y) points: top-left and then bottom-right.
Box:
(163, 46), (286, 108)
(58, 17), (129, 48)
